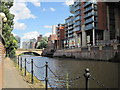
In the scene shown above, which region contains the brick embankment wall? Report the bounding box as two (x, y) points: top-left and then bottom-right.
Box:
(0, 39), (6, 89)
(53, 45), (120, 62)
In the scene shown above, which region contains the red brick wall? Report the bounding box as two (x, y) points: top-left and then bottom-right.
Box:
(60, 29), (65, 40)
(81, 2), (85, 25)
(97, 2), (107, 30)
(0, 38), (6, 89)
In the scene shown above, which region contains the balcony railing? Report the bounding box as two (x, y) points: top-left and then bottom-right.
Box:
(85, 25), (93, 30)
(84, 2), (92, 7)
(74, 2), (81, 7)
(74, 11), (81, 16)
(84, 19), (93, 24)
(84, 6), (93, 13)
(84, 12), (97, 19)
(74, 6), (81, 11)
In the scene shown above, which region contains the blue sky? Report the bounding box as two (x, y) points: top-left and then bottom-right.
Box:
(10, 1), (72, 40)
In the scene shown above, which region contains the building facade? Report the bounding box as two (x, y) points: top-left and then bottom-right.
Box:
(63, 1), (120, 48)
(64, 16), (75, 48)
(0, 35), (5, 89)
(22, 38), (36, 49)
(56, 24), (65, 49)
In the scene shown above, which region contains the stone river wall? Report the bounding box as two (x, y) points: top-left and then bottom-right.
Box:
(53, 44), (120, 62)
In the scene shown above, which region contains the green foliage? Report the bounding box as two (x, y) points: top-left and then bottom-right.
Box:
(0, 1), (18, 58)
(36, 37), (48, 49)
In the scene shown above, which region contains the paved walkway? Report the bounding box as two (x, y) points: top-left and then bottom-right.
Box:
(3, 58), (30, 88)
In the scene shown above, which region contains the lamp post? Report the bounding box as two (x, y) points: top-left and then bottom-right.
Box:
(0, 12), (7, 35)
(0, 12), (7, 89)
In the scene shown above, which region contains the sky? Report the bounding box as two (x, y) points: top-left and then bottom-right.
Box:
(10, 0), (74, 41)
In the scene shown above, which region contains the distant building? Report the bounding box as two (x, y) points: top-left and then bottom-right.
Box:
(22, 38), (36, 49)
(52, 25), (57, 34)
(22, 41), (29, 49)
(15, 35), (21, 48)
(57, 24), (65, 49)
(29, 38), (36, 49)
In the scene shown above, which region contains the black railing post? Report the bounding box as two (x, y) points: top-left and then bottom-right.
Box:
(24, 58), (26, 76)
(45, 62), (48, 90)
(20, 57), (22, 71)
(31, 59), (34, 84)
(84, 68), (91, 90)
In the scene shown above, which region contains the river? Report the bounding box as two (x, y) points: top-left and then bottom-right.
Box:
(20, 55), (120, 88)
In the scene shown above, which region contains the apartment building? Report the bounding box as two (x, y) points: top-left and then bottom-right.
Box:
(56, 24), (65, 49)
(64, 16), (75, 48)
(64, 1), (120, 48)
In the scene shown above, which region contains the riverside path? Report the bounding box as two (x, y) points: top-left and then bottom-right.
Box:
(3, 57), (30, 88)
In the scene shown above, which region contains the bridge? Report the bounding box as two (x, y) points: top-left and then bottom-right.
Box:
(16, 49), (43, 56)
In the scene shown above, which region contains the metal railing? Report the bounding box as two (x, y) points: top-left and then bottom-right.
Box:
(17, 56), (109, 90)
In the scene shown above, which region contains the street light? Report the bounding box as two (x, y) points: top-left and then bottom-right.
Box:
(0, 12), (7, 35)
(0, 12), (7, 89)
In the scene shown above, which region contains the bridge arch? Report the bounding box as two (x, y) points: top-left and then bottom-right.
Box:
(16, 49), (43, 56)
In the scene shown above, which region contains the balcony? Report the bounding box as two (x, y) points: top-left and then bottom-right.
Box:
(84, 2), (92, 8)
(68, 26), (74, 30)
(84, 19), (93, 24)
(85, 25), (93, 30)
(69, 30), (74, 34)
(74, 11), (81, 16)
(74, 21), (81, 26)
(74, 2), (81, 7)
(84, 12), (97, 19)
(68, 22), (74, 26)
(74, 6), (81, 12)
(85, 25), (97, 30)
(75, 16), (81, 21)
(69, 5), (75, 14)
(84, 7), (93, 13)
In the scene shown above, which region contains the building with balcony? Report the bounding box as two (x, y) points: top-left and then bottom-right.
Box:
(64, 16), (75, 48)
(65, 1), (120, 48)
(56, 24), (65, 49)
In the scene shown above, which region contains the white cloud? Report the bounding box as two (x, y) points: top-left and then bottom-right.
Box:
(42, 8), (47, 11)
(14, 21), (26, 30)
(41, 7), (56, 12)
(10, 0), (40, 30)
(65, 0), (74, 6)
(44, 33), (52, 37)
(22, 31), (40, 40)
(50, 8), (56, 12)
(44, 25), (52, 29)
(12, 32), (17, 36)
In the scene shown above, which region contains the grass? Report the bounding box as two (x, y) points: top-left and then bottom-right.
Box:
(13, 61), (46, 88)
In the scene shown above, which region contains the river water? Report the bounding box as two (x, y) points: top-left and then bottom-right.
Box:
(20, 55), (120, 88)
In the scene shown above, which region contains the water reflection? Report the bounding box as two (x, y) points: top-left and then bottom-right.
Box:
(20, 55), (119, 88)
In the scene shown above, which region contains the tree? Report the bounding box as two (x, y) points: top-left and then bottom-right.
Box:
(36, 37), (48, 49)
(0, 0), (18, 58)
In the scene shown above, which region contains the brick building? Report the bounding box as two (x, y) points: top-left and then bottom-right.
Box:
(56, 24), (65, 49)
(0, 35), (5, 89)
